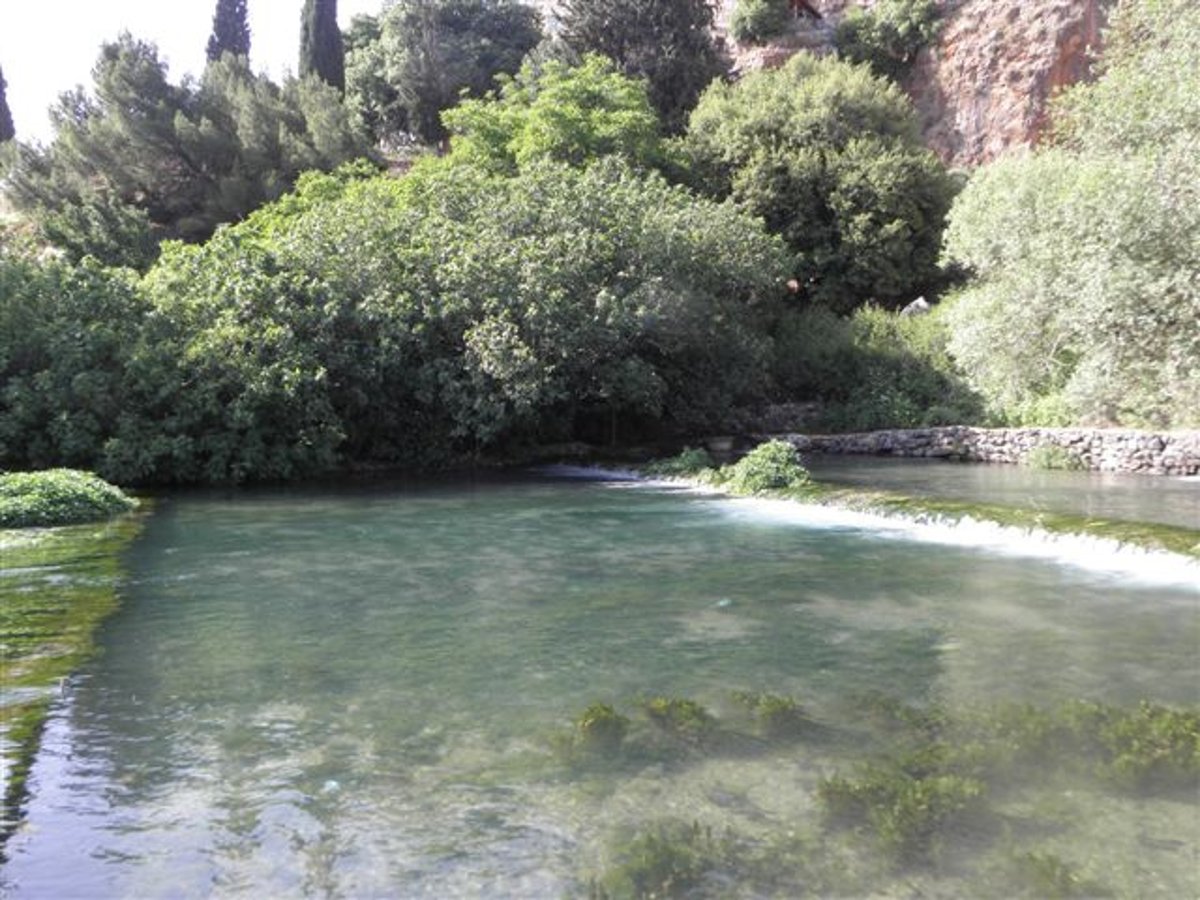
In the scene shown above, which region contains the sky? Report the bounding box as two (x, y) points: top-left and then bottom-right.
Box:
(1, 0), (383, 145)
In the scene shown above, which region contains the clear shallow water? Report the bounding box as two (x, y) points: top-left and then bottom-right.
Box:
(2, 473), (1198, 897)
(806, 455), (1200, 529)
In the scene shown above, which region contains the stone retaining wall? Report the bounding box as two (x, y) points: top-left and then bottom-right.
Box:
(768, 427), (1200, 476)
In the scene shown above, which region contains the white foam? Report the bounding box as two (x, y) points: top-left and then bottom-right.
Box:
(534, 465), (1199, 590)
(714, 495), (1200, 592)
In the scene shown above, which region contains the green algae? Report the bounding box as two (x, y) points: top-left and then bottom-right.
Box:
(0, 512), (145, 851)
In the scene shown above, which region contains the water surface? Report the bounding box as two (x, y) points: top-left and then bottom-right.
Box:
(3, 473), (1197, 897)
(806, 455), (1200, 529)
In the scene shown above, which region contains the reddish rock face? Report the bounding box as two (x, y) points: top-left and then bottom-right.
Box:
(715, 0), (1109, 168)
(907, 0), (1108, 168)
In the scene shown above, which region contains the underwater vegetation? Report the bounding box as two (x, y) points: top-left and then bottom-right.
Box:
(0, 515), (144, 855)
(562, 691), (1199, 896)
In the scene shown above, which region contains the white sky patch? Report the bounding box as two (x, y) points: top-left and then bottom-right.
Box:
(1, 0), (382, 145)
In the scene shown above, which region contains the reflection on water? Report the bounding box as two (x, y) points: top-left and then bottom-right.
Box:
(807, 454), (1200, 529)
(2, 473), (1197, 897)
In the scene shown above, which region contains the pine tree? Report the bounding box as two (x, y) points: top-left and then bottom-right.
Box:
(207, 0), (251, 62)
(0, 65), (15, 143)
(300, 0), (345, 91)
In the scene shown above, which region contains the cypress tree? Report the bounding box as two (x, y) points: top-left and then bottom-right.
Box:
(0, 65), (15, 143)
(300, 0), (345, 92)
(207, 0), (252, 62)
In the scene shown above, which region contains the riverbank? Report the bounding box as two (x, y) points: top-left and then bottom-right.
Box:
(756, 427), (1200, 476)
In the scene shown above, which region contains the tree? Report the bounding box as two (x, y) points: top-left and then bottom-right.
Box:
(683, 53), (956, 313)
(442, 55), (662, 173)
(834, 0), (940, 83)
(5, 36), (371, 267)
(206, 0), (251, 63)
(729, 0), (791, 45)
(941, 0), (1200, 428)
(346, 0), (541, 146)
(558, 0), (725, 133)
(300, 0), (345, 91)
(0, 64), (14, 142)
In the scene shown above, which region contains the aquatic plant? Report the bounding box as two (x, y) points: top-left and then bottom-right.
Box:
(818, 766), (987, 865)
(0, 516), (143, 853)
(0, 469), (136, 528)
(592, 820), (726, 899)
(641, 697), (715, 744)
(732, 691), (809, 739)
(1098, 701), (1200, 791)
(716, 440), (811, 494)
(1005, 851), (1113, 899)
(575, 703), (631, 755)
(640, 447), (716, 478)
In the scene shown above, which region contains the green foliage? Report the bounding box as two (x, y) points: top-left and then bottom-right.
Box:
(300, 0), (345, 91)
(1053, 0), (1200, 156)
(729, 0), (791, 45)
(346, 0), (542, 146)
(684, 53), (956, 313)
(942, 0), (1200, 429)
(1, 158), (785, 484)
(0, 469), (136, 527)
(641, 447), (715, 478)
(443, 55), (663, 174)
(4, 37), (372, 266)
(773, 304), (985, 430)
(0, 248), (148, 472)
(558, 0), (725, 134)
(0, 64), (14, 143)
(206, 0), (251, 63)
(1022, 445), (1084, 471)
(835, 0), (941, 82)
(718, 440), (810, 494)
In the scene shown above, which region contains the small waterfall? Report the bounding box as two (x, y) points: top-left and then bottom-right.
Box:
(713, 495), (1200, 591)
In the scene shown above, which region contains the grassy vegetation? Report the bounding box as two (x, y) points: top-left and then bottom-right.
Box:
(0, 469), (137, 528)
(0, 514), (144, 850)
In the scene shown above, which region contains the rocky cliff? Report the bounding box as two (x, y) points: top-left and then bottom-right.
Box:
(717, 0), (1111, 168)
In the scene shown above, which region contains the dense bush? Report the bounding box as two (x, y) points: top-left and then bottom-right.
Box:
(835, 0), (940, 82)
(719, 439), (810, 493)
(0, 246), (147, 471)
(0, 469), (136, 528)
(2, 158), (788, 484)
(683, 54), (956, 313)
(772, 305), (984, 430)
(729, 0), (791, 45)
(941, 0), (1199, 429)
